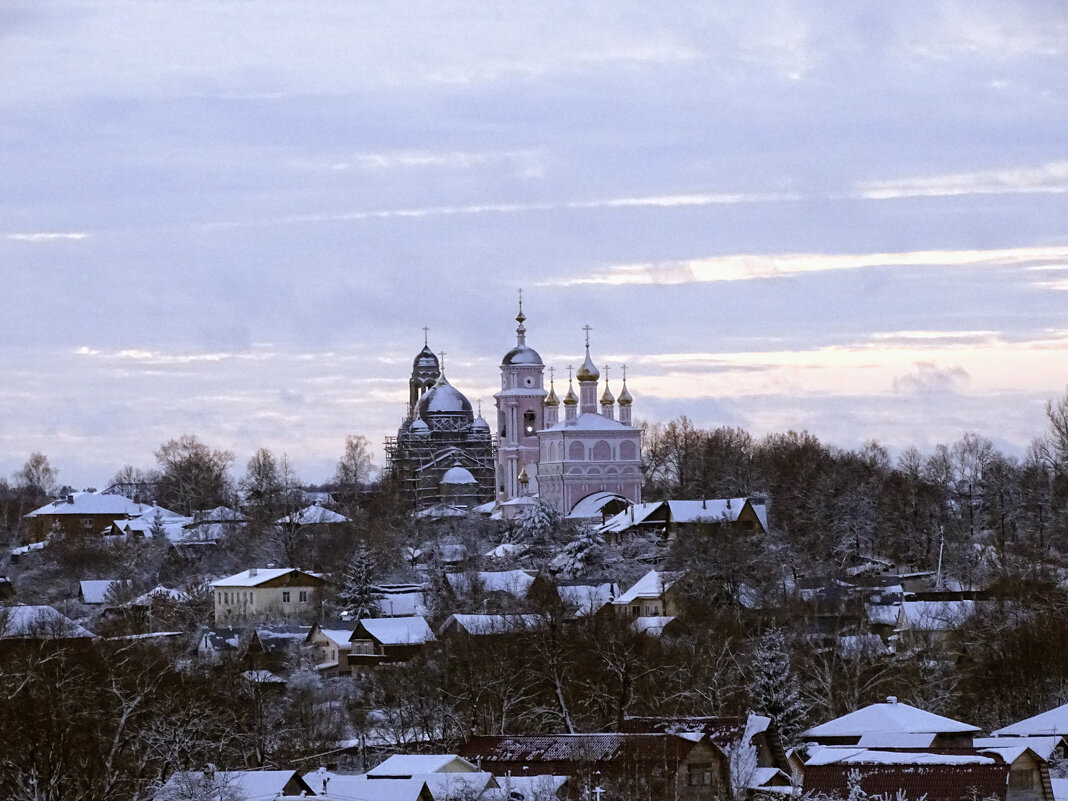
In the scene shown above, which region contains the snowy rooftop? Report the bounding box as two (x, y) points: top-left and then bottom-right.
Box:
(80, 579), (119, 604)
(304, 773), (428, 801)
(542, 411), (633, 432)
(804, 746), (994, 766)
(992, 701), (1068, 737)
(614, 570), (681, 605)
(27, 491), (161, 519)
(367, 753), (479, 776)
(446, 570), (535, 597)
(376, 592), (428, 617)
(803, 698), (979, 739)
(131, 585), (188, 606)
(440, 614), (542, 636)
(158, 769), (307, 800)
(275, 504), (350, 525)
(557, 583), (616, 614)
(566, 491), (628, 520)
(975, 735), (1061, 760)
(898, 600), (976, 630)
(354, 616), (435, 645)
(1, 605), (94, 639)
(211, 568), (316, 588)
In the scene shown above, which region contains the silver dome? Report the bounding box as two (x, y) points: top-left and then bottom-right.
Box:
(502, 345), (543, 366)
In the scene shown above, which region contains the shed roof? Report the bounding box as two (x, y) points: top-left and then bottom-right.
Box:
(803, 698), (979, 739)
(354, 616), (435, 646)
(991, 701), (1068, 737)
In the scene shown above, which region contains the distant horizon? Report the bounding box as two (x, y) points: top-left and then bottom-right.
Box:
(3, 2), (1066, 488)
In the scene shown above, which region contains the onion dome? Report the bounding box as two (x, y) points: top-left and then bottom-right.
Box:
(576, 340), (599, 382)
(471, 414), (491, 437)
(412, 344), (440, 379)
(600, 382), (615, 406)
(544, 379), (560, 407)
(415, 372), (474, 429)
(503, 296), (543, 365)
(563, 381), (579, 406)
(441, 464), (478, 485)
(617, 380), (633, 406)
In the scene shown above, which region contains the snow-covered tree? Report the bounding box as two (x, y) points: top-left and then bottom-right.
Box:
(513, 497), (561, 544)
(748, 627), (806, 742)
(336, 544), (382, 618)
(149, 509), (167, 542)
(547, 525), (605, 578)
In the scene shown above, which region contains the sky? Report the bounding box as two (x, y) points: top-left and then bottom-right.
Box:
(1, 1), (1067, 488)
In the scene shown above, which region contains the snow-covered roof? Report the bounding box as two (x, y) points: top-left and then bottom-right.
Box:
(974, 735), (1061, 760)
(304, 773), (428, 801)
(193, 505), (246, 522)
(992, 701), (1068, 737)
(803, 698), (979, 739)
(898, 600), (975, 631)
(275, 504), (350, 525)
(1, 605), (94, 639)
(600, 502), (663, 533)
(566, 491), (628, 520)
(441, 465), (478, 485)
(446, 570), (535, 597)
(156, 769), (308, 800)
(665, 498), (751, 524)
(354, 616), (435, 645)
(368, 754), (479, 776)
(131, 585), (188, 606)
(492, 774), (569, 800)
(113, 513), (197, 543)
(856, 732), (937, 748)
(542, 411), (633, 432)
(632, 616), (674, 635)
(471, 500), (498, 515)
(211, 568), (317, 588)
(804, 746), (994, 766)
(865, 603), (901, 626)
(316, 628), (355, 649)
(440, 613), (542, 636)
(414, 503), (469, 519)
(80, 579), (119, 604)
(26, 491), (156, 519)
(377, 592), (428, 617)
(614, 570), (680, 605)
(241, 669), (286, 684)
(484, 542), (530, 560)
(557, 583), (616, 615)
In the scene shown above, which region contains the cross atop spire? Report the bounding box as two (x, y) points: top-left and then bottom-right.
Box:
(548, 366), (555, 383)
(582, 324), (593, 347)
(567, 364), (573, 381)
(515, 289), (527, 345)
(439, 351), (446, 372)
(621, 363), (627, 381)
(602, 364), (610, 382)
(421, 326), (429, 347)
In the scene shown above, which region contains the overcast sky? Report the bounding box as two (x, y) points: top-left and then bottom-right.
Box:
(2, 1), (1067, 488)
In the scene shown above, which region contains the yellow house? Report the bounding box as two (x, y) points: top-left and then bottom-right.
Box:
(210, 567), (326, 624)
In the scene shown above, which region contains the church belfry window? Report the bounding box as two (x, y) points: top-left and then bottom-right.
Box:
(523, 411), (536, 436)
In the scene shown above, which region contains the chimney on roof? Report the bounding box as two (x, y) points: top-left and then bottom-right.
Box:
(67, 494), (75, 504)
(702, 498), (706, 509)
(727, 498), (731, 509)
(249, 567), (258, 577)
(886, 695), (898, 704)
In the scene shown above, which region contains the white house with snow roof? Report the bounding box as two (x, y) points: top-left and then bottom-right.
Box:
(210, 567), (326, 624)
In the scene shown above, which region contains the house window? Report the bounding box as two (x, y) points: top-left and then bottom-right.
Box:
(282, 591), (291, 603)
(299, 590), (308, 603)
(687, 764), (713, 786)
(631, 605), (640, 617)
(523, 411), (536, 436)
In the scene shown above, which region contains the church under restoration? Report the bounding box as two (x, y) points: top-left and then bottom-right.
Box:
(386, 299), (642, 516)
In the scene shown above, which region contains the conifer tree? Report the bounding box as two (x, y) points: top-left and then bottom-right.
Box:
(514, 497), (561, 544)
(336, 544), (382, 619)
(748, 627), (807, 742)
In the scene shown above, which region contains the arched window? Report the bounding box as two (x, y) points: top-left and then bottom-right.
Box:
(523, 411), (537, 437)
(620, 440), (637, 461)
(568, 441), (585, 461)
(592, 440), (611, 461)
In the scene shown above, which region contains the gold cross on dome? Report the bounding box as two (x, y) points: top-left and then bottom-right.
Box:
(582, 324), (592, 347)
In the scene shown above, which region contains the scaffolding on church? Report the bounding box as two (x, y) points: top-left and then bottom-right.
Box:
(384, 422), (496, 511)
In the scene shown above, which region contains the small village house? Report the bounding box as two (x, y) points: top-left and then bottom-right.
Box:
(210, 568), (326, 624)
